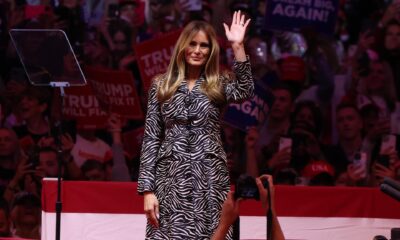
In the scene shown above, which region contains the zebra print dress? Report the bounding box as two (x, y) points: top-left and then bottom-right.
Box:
(138, 58), (253, 239)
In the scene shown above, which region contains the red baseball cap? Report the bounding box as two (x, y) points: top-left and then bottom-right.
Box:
(302, 160), (335, 179)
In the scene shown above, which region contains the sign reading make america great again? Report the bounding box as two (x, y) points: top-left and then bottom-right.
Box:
(135, 30), (182, 92)
(265, 0), (339, 35)
(223, 81), (274, 132)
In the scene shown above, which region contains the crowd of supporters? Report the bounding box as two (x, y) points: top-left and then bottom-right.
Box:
(0, 0), (399, 238)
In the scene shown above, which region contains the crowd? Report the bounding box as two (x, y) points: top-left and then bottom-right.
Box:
(0, 0), (399, 238)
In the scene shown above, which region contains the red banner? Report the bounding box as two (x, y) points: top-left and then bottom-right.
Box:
(63, 85), (108, 129)
(122, 126), (144, 159)
(85, 67), (144, 120)
(135, 30), (181, 91)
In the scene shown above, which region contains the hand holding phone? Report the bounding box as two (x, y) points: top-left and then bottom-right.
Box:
(349, 151), (367, 179)
(380, 134), (397, 155)
(279, 137), (292, 152)
(377, 155), (390, 168)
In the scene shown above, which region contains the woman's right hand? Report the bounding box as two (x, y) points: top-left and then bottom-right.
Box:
(144, 192), (159, 228)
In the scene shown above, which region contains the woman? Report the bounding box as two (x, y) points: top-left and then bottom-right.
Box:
(138, 11), (253, 239)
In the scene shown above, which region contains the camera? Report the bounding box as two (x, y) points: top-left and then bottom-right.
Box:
(234, 175), (268, 200)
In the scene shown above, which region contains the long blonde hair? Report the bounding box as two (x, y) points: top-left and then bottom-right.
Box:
(157, 21), (225, 104)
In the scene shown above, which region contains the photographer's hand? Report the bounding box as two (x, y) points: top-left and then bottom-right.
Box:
(256, 174), (274, 211)
(256, 175), (285, 240)
(211, 192), (240, 240)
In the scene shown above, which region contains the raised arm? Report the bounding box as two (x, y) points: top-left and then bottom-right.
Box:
(223, 11), (254, 102)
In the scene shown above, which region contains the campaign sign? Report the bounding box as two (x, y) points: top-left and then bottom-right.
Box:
(223, 81), (274, 131)
(265, 0), (339, 34)
(85, 67), (144, 120)
(135, 30), (181, 92)
(63, 84), (108, 129)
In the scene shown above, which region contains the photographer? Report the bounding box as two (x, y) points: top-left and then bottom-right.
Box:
(211, 175), (285, 240)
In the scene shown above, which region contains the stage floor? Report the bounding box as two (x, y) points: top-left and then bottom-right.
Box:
(41, 213), (400, 240)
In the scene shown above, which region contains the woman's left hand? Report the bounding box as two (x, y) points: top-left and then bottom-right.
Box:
(223, 10), (250, 45)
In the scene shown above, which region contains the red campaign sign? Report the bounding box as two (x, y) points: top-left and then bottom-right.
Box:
(63, 85), (108, 129)
(85, 67), (144, 120)
(135, 30), (181, 92)
(122, 126), (144, 159)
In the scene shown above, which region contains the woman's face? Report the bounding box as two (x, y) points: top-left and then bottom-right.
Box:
(185, 30), (210, 69)
(0, 129), (17, 157)
(18, 96), (46, 121)
(385, 24), (400, 51)
(113, 31), (129, 53)
(295, 107), (315, 129)
(365, 62), (385, 93)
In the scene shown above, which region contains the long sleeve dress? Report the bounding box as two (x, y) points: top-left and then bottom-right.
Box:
(138, 58), (253, 239)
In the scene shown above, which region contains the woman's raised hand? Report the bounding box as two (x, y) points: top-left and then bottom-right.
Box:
(223, 10), (250, 45)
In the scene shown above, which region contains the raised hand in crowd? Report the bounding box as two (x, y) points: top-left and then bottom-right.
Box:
(380, 0), (400, 27)
(372, 146), (400, 185)
(346, 160), (368, 186)
(3, 152), (41, 203)
(108, 113), (123, 144)
(211, 175), (285, 240)
(60, 133), (82, 180)
(107, 113), (131, 181)
(99, 17), (115, 51)
(365, 118), (391, 143)
(245, 127), (259, 150)
(245, 127), (260, 177)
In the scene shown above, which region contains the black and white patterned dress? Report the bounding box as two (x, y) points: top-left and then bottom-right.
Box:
(138, 58), (253, 239)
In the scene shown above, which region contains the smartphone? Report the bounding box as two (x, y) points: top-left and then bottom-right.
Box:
(108, 4), (119, 19)
(279, 137), (292, 151)
(377, 155), (390, 168)
(353, 151), (367, 178)
(27, 146), (40, 170)
(380, 134), (397, 154)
